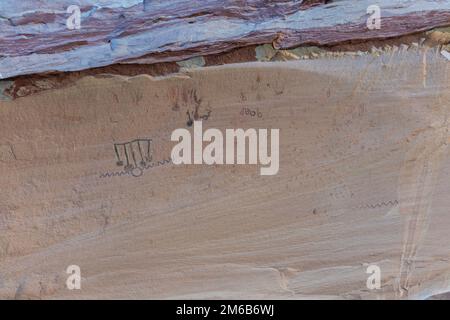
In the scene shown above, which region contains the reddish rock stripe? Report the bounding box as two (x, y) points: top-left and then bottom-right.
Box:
(278, 11), (450, 48)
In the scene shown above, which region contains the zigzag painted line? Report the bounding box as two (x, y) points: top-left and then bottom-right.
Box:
(358, 199), (399, 209)
(141, 158), (172, 169)
(99, 158), (172, 179)
(99, 170), (130, 179)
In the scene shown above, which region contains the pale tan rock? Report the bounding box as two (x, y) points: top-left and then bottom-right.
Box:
(1, 50), (450, 299)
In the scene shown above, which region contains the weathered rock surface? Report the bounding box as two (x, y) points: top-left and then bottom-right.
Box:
(1, 48), (450, 299)
(1, 0), (450, 78)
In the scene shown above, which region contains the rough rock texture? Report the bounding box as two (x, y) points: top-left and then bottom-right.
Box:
(0, 31), (444, 101)
(1, 0), (450, 78)
(1, 47), (450, 299)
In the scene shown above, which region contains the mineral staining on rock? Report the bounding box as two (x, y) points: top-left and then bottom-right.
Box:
(1, 48), (450, 299)
(1, 0), (450, 300)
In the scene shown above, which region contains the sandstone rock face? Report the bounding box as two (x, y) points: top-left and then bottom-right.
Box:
(1, 48), (450, 299)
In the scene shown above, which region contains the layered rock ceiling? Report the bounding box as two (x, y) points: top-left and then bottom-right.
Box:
(1, 0), (450, 300)
(1, 0), (450, 78)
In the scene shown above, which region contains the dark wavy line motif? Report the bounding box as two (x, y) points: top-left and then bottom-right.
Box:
(358, 200), (399, 209)
(99, 170), (131, 178)
(100, 158), (172, 179)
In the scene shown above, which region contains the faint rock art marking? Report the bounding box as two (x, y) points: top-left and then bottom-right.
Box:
(186, 109), (211, 127)
(168, 87), (211, 126)
(329, 184), (353, 200)
(240, 107), (262, 118)
(99, 201), (113, 234)
(184, 89), (211, 126)
(132, 89), (144, 105)
(112, 93), (119, 103)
